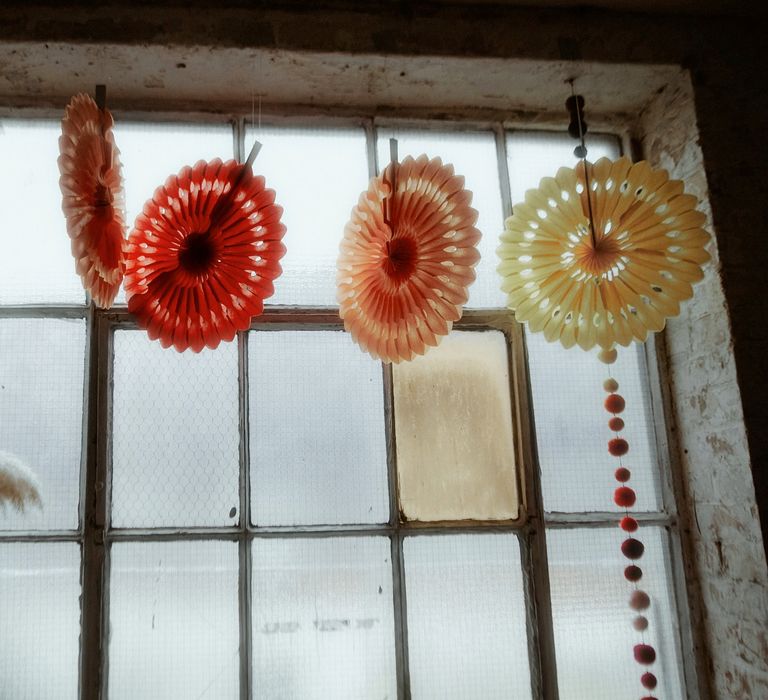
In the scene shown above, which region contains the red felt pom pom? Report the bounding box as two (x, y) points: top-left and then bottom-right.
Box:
(630, 590), (651, 610)
(608, 416), (625, 431)
(641, 672), (658, 690)
(620, 516), (639, 532)
(621, 538), (645, 560)
(609, 438), (629, 456)
(624, 564), (643, 582)
(614, 486), (636, 508)
(615, 467), (631, 482)
(605, 394), (626, 414)
(633, 615), (649, 631)
(634, 644), (656, 665)
(641, 697), (659, 700)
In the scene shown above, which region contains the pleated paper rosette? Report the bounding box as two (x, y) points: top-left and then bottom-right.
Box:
(337, 155), (481, 363)
(498, 156), (710, 350)
(124, 158), (286, 352)
(58, 93), (126, 308)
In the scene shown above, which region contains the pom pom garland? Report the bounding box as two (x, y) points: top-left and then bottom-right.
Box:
(598, 348), (618, 364)
(641, 673), (658, 690)
(621, 538), (645, 560)
(608, 437), (629, 456)
(634, 644), (657, 665)
(605, 393), (626, 414)
(615, 467), (631, 482)
(608, 416), (625, 431)
(630, 590), (651, 610)
(633, 615), (649, 632)
(603, 378), (619, 392)
(624, 564), (643, 582)
(614, 486), (636, 508)
(620, 516), (639, 532)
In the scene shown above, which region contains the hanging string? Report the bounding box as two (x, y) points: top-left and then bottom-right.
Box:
(566, 80), (598, 251)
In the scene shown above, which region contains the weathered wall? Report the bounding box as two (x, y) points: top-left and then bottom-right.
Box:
(639, 73), (768, 699)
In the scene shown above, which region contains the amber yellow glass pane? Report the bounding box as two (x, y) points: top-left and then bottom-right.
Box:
(393, 331), (518, 522)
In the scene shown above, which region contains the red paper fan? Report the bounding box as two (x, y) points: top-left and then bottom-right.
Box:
(58, 93), (126, 308)
(337, 155), (481, 363)
(124, 158), (286, 352)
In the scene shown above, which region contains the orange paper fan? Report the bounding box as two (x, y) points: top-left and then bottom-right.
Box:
(58, 93), (126, 308)
(124, 159), (286, 352)
(497, 156), (710, 350)
(337, 155), (481, 363)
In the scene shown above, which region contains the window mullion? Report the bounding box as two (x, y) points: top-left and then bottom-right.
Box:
(79, 308), (112, 700)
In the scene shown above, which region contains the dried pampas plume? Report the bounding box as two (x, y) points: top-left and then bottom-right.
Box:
(0, 451), (42, 512)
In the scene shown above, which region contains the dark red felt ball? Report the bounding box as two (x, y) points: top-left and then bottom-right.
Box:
(641, 672), (658, 690)
(608, 416), (625, 431)
(630, 590), (651, 610)
(620, 516), (639, 532)
(621, 537), (645, 560)
(615, 467), (631, 482)
(605, 393), (626, 414)
(624, 564), (643, 582)
(641, 697), (659, 700)
(634, 644), (656, 665)
(614, 486), (636, 508)
(609, 438), (629, 456)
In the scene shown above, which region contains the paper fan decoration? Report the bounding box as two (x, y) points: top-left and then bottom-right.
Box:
(337, 154), (481, 363)
(498, 156), (710, 350)
(124, 158), (286, 352)
(58, 93), (126, 308)
(0, 451), (42, 512)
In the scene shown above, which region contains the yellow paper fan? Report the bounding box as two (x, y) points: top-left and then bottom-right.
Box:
(497, 156), (710, 350)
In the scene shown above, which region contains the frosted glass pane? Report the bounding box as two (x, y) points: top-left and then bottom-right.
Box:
(0, 543), (81, 700)
(252, 537), (396, 700)
(245, 125), (369, 306)
(112, 120), (234, 304)
(111, 331), (240, 527)
(506, 130), (621, 203)
(393, 331), (518, 521)
(109, 540), (239, 700)
(249, 331), (388, 526)
(0, 318), (85, 530)
(0, 120), (85, 304)
(527, 334), (662, 512)
(376, 128), (505, 308)
(404, 534), (531, 699)
(548, 527), (685, 700)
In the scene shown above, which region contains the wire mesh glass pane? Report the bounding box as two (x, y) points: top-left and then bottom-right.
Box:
(404, 533), (531, 699)
(506, 130), (622, 204)
(0, 119), (86, 305)
(249, 331), (388, 526)
(0, 542), (81, 699)
(393, 331), (519, 522)
(111, 331), (240, 527)
(527, 335), (662, 512)
(245, 124), (370, 306)
(251, 536), (396, 699)
(376, 127), (505, 308)
(109, 540), (239, 700)
(0, 318), (85, 530)
(547, 527), (685, 700)
(112, 120), (235, 304)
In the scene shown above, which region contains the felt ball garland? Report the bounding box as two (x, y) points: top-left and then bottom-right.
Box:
(600, 348), (660, 697)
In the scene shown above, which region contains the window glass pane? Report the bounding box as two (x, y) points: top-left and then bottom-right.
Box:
(245, 125), (370, 306)
(393, 331), (519, 522)
(0, 542), (81, 699)
(111, 331), (240, 528)
(251, 536), (396, 699)
(527, 335), (662, 512)
(404, 533), (531, 699)
(0, 120), (85, 305)
(109, 540), (239, 699)
(376, 127), (505, 308)
(112, 120), (234, 304)
(506, 130), (621, 203)
(249, 331), (388, 526)
(0, 318), (85, 530)
(547, 527), (685, 700)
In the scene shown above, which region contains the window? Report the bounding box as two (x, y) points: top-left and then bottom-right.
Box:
(0, 113), (691, 699)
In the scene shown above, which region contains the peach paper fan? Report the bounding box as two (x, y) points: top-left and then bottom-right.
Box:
(124, 158), (286, 352)
(0, 451), (42, 512)
(337, 155), (481, 363)
(58, 93), (126, 308)
(497, 156), (710, 350)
